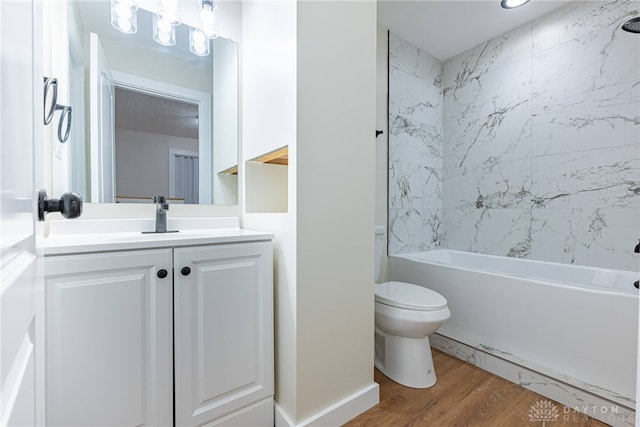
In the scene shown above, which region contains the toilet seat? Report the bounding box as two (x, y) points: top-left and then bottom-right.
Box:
(375, 281), (447, 311)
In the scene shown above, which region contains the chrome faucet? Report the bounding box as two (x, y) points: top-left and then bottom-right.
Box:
(153, 196), (169, 233)
(141, 196), (178, 234)
(154, 196), (169, 233)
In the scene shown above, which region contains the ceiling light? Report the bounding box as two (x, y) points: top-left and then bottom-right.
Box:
(500, 0), (531, 9)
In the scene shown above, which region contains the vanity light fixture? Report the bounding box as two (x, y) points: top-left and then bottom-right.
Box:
(500, 0), (531, 9)
(199, 0), (219, 39)
(189, 26), (210, 56)
(110, 0), (138, 34)
(111, 0), (217, 57)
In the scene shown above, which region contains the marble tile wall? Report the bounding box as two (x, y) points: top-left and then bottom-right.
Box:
(388, 33), (444, 253)
(388, 0), (640, 271)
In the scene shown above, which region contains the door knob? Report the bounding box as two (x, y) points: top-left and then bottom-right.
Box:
(181, 267), (191, 276)
(157, 269), (168, 279)
(37, 189), (83, 221)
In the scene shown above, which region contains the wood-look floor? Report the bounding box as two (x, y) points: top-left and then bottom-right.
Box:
(344, 349), (609, 427)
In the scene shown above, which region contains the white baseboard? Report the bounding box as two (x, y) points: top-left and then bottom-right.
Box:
(275, 382), (379, 427)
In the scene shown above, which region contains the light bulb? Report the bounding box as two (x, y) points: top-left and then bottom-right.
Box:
(117, 17), (133, 33)
(158, 0), (181, 26)
(111, 0), (137, 34)
(189, 27), (210, 56)
(199, 4), (218, 39)
(193, 30), (205, 45)
(153, 13), (176, 46)
(158, 31), (171, 44)
(157, 17), (172, 33)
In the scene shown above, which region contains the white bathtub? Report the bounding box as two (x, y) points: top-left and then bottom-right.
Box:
(389, 249), (638, 408)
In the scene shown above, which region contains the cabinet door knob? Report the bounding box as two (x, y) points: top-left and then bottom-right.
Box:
(157, 269), (168, 279)
(181, 267), (191, 276)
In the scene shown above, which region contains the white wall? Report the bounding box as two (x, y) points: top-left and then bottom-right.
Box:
(296, 1), (377, 421)
(99, 37), (213, 94)
(241, 0), (298, 419)
(242, 0), (378, 425)
(115, 127), (197, 199)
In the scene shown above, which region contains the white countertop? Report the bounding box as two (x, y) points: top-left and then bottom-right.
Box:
(43, 217), (274, 256)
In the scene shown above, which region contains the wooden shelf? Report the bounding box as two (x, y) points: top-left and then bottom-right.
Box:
(219, 146), (288, 175)
(251, 146), (288, 166)
(219, 164), (239, 175)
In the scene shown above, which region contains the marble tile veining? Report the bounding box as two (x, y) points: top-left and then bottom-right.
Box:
(443, 158), (531, 210)
(443, 102), (532, 169)
(390, 66), (443, 126)
(533, 23), (640, 106)
(389, 32), (442, 85)
(388, 208), (442, 254)
(532, 0), (640, 54)
(443, 56), (532, 129)
(531, 145), (640, 209)
(530, 208), (640, 270)
(441, 208), (532, 257)
(532, 82), (640, 157)
(389, 114), (442, 168)
(442, 24), (532, 90)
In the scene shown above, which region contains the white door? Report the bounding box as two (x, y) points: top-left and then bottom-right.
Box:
(0, 1), (44, 426)
(174, 242), (274, 426)
(89, 32), (115, 203)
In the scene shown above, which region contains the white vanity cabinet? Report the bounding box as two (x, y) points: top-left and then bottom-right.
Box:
(44, 235), (273, 427)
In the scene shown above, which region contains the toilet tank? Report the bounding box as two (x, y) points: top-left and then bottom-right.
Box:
(374, 225), (386, 283)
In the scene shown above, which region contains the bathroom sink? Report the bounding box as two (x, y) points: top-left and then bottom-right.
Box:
(44, 217), (274, 255)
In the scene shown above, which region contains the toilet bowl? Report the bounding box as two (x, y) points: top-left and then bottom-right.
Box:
(374, 281), (451, 388)
(373, 226), (450, 388)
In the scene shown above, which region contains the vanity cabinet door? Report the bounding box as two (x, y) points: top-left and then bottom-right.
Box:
(174, 241), (274, 426)
(44, 249), (173, 427)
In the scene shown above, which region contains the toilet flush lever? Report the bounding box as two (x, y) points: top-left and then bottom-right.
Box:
(37, 189), (83, 221)
(634, 239), (640, 253)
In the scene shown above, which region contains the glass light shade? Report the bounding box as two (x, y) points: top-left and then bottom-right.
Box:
(158, 0), (182, 26)
(199, 2), (219, 39)
(500, 0), (531, 9)
(153, 14), (176, 46)
(189, 27), (210, 56)
(111, 0), (138, 34)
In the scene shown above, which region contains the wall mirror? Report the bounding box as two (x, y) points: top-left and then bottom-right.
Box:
(56, 0), (239, 205)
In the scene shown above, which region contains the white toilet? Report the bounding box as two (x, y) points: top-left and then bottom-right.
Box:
(374, 226), (451, 388)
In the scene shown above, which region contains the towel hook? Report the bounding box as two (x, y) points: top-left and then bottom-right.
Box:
(43, 76), (72, 143)
(43, 76), (58, 125)
(55, 104), (72, 143)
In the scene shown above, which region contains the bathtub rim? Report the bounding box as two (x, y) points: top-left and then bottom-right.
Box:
(391, 250), (639, 297)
